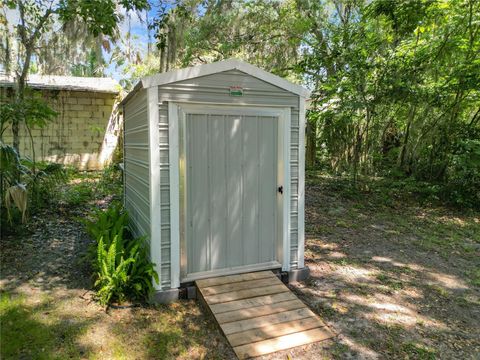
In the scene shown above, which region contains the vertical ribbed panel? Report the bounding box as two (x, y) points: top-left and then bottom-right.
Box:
(123, 89), (150, 239)
(158, 103), (171, 289)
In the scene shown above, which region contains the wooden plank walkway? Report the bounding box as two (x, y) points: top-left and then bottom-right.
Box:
(196, 270), (335, 359)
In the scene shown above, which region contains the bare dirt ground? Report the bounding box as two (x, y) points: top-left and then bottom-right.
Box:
(286, 174), (480, 360)
(1, 173), (479, 359)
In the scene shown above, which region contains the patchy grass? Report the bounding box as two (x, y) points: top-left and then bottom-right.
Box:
(401, 342), (437, 360)
(0, 289), (230, 360)
(376, 274), (405, 291)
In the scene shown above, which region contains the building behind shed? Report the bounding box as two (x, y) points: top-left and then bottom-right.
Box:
(0, 74), (121, 170)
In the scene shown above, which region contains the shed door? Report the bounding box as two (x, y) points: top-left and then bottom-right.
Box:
(183, 110), (282, 278)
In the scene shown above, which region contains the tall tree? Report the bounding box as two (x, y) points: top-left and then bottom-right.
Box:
(150, 0), (307, 78)
(2, 0), (149, 152)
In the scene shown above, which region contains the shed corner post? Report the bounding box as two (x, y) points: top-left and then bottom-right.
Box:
(147, 86), (162, 291)
(298, 96), (306, 270)
(168, 101), (181, 289)
(286, 95), (310, 283)
(282, 106), (292, 273)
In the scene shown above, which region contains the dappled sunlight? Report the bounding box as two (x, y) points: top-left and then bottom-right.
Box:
(339, 335), (381, 359)
(0, 170), (238, 359)
(303, 171), (480, 358)
(371, 255), (469, 290)
(46, 152), (102, 171)
(400, 287), (424, 299)
(371, 256), (408, 268)
(301, 229), (478, 358)
(333, 265), (380, 283)
(314, 242), (340, 250)
(341, 293), (447, 329)
(326, 251), (347, 259)
(424, 271), (469, 290)
(405, 263), (427, 272)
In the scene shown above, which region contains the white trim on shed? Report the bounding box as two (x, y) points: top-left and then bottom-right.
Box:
(147, 87), (162, 290)
(141, 59), (310, 97)
(121, 59), (310, 105)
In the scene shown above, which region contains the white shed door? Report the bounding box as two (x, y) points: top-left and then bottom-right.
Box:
(184, 111), (281, 277)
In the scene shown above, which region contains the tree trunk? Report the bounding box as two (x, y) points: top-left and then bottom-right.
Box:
(398, 105), (416, 172)
(12, 45), (32, 154)
(306, 119), (317, 168)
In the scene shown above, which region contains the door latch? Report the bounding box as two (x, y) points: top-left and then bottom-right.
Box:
(278, 186), (283, 194)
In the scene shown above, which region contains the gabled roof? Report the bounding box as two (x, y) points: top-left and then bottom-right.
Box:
(122, 59), (309, 104)
(144, 59), (309, 97)
(0, 74), (120, 93)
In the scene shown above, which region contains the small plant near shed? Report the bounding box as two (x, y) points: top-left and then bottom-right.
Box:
(83, 202), (159, 307)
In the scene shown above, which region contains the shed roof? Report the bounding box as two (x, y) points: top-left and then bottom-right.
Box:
(122, 59), (310, 105)
(0, 74), (120, 93)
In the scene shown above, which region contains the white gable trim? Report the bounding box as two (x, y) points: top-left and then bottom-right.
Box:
(141, 59), (310, 98)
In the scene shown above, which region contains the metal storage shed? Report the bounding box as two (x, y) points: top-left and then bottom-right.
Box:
(121, 59), (309, 302)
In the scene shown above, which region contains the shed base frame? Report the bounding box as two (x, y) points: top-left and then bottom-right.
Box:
(288, 266), (310, 282)
(151, 267), (310, 304)
(151, 288), (179, 303)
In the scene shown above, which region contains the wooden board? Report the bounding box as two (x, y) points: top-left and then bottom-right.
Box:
(227, 317), (323, 347)
(210, 291), (297, 314)
(204, 284), (288, 305)
(196, 270), (275, 288)
(216, 299), (305, 324)
(233, 327), (334, 359)
(196, 270), (335, 359)
(202, 277), (280, 296)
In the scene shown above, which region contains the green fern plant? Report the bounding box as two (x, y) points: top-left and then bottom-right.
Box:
(88, 202), (159, 306)
(124, 237), (159, 301)
(94, 234), (159, 306)
(95, 235), (133, 305)
(83, 201), (129, 270)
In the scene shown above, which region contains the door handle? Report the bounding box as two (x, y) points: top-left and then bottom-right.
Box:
(278, 186), (283, 194)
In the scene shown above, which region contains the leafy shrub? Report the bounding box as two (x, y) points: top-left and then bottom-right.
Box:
(96, 164), (123, 199)
(63, 182), (95, 207)
(84, 202), (128, 247)
(28, 162), (68, 208)
(0, 142), (67, 227)
(443, 140), (480, 209)
(84, 202), (159, 306)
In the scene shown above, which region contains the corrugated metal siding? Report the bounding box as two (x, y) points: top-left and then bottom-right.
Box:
(157, 69), (301, 288)
(159, 103), (171, 288)
(123, 89), (150, 239)
(185, 114), (278, 274)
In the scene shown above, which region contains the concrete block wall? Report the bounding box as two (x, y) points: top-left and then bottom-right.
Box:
(0, 87), (118, 170)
